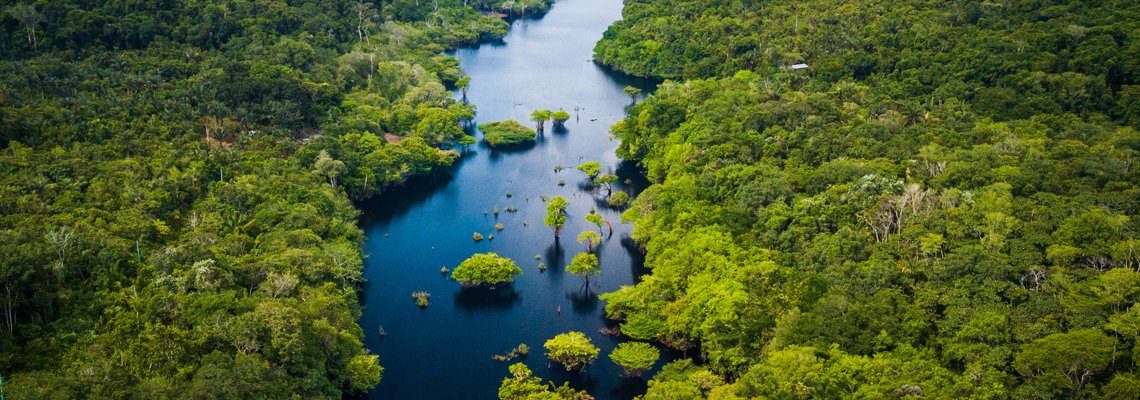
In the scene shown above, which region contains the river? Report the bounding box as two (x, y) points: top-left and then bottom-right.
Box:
(357, 0), (659, 398)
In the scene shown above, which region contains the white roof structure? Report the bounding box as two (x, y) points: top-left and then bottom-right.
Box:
(790, 63), (809, 70)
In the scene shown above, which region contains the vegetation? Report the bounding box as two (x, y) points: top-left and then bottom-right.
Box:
(544, 196), (569, 238)
(623, 86), (642, 104)
(0, 0), (526, 396)
(479, 120), (537, 146)
(601, 0), (1140, 397)
(530, 109), (552, 132)
(412, 291), (432, 308)
(597, 173), (618, 196)
(576, 161), (602, 182)
(567, 253), (600, 286)
(609, 342), (660, 378)
(577, 230), (601, 253)
(451, 253), (522, 288)
(552, 109), (572, 126)
(608, 191), (630, 208)
(544, 332), (600, 372)
(498, 363), (591, 400)
(492, 343), (530, 362)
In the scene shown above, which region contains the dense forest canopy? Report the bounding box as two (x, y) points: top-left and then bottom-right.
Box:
(0, 0), (550, 397)
(599, 0), (1140, 398)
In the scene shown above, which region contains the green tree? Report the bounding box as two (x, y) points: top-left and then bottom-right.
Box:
(314, 150), (346, 189)
(1014, 329), (1117, 396)
(552, 109), (571, 126)
(608, 191), (630, 208)
(623, 86), (642, 104)
(576, 161), (602, 182)
(567, 253), (599, 285)
(577, 230), (601, 253)
(531, 109), (552, 131)
(544, 332), (600, 372)
(451, 253), (523, 287)
(544, 196), (568, 238)
(597, 173), (618, 196)
(585, 211), (610, 235)
(456, 75), (472, 99)
(609, 342), (660, 377)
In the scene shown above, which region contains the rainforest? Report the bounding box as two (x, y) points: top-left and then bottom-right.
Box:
(1, 0), (1138, 399)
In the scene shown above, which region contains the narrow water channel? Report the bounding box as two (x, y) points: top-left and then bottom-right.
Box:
(358, 0), (658, 398)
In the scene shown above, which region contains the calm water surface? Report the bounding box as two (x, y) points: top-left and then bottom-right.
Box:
(358, 0), (659, 398)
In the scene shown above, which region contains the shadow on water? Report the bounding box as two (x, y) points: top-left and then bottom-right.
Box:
(551, 124), (570, 135)
(357, 165), (460, 226)
(566, 287), (599, 313)
(611, 378), (650, 399)
(454, 285), (523, 311)
(544, 241), (567, 280)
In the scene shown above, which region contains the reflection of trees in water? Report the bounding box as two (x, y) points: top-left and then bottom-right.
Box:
(543, 240), (567, 283)
(611, 376), (650, 399)
(452, 285), (522, 310)
(566, 288), (599, 313)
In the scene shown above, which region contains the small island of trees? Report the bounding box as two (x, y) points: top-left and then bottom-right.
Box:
(450, 253), (523, 288)
(544, 332), (600, 372)
(478, 120), (537, 146)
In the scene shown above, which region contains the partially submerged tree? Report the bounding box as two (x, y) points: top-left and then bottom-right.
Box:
(544, 332), (600, 372)
(451, 253), (522, 288)
(608, 191), (630, 208)
(567, 252), (599, 285)
(577, 230), (601, 253)
(585, 211), (612, 235)
(609, 342), (660, 377)
(552, 109), (571, 126)
(456, 75), (472, 99)
(623, 86), (642, 104)
(577, 161), (602, 182)
(544, 196), (568, 238)
(597, 173), (618, 196)
(531, 109), (552, 132)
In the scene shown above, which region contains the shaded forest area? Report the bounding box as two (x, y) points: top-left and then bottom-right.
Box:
(598, 0), (1140, 398)
(0, 0), (549, 397)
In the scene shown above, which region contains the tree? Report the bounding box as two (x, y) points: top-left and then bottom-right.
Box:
(576, 161), (602, 182)
(1014, 329), (1117, 395)
(623, 86), (642, 104)
(8, 5), (42, 49)
(577, 230), (601, 253)
(451, 253), (523, 288)
(597, 174), (618, 196)
(314, 150), (346, 189)
(552, 109), (571, 126)
(585, 211), (608, 235)
(544, 332), (600, 372)
(531, 109), (552, 132)
(567, 253), (599, 285)
(609, 342), (660, 377)
(456, 75), (472, 99)
(544, 196), (568, 238)
(498, 363), (590, 399)
(608, 191), (630, 208)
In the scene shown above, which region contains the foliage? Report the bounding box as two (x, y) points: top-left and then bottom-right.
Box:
(577, 230), (601, 253)
(0, 0), (520, 396)
(567, 253), (600, 284)
(608, 191), (630, 208)
(544, 332), (600, 372)
(601, 0), (1140, 396)
(544, 196), (569, 238)
(531, 109), (552, 131)
(609, 342), (660, 377)
(552, 109), (571, 125)
(498, 363), (591, 400)
(479, 120), (537, 146)
(451, 253), (523, 287)
(576, 161), (602, 181)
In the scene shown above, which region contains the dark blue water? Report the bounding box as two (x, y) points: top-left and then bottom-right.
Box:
(358, 0), (660, 398)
